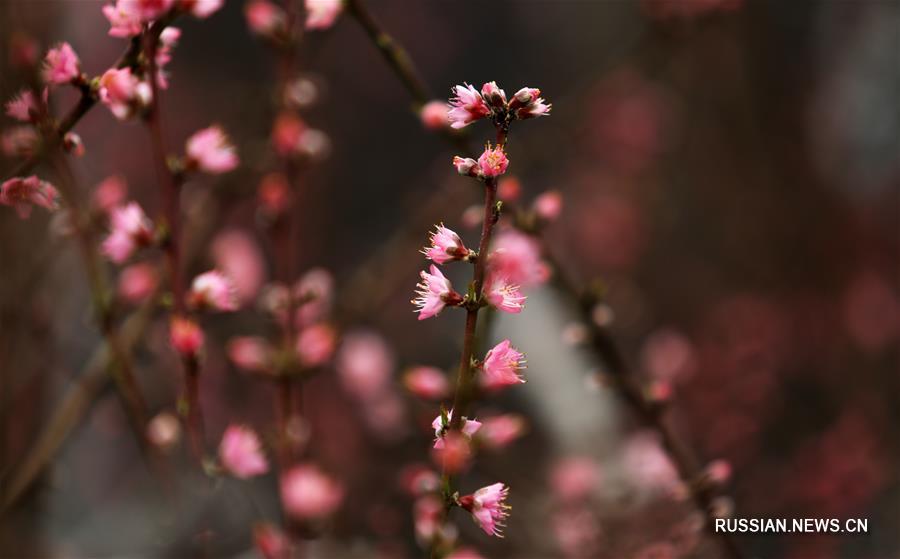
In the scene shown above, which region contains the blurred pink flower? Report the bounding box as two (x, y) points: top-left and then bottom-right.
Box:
(497, 176), (522, 202)
(253, 523), (289, 559)
(459, 483), (510, 537)
(420, 100), (449, 130)
(448, 83), (490, 129)
(430, 430), (472, 474)
(185, 125), (238, 174)
(478, 414), (526, 450)
(271, 112), (306, 156)
(337, 330), (393, 400)
(183, 0), (225, 18)
(412, 265), (461, 320)
(219, 424), (269, 479)
(478, 144), (509, 178)
(550, 457), (599, 502)
(257, 172), (290, 217)
(9, 33), (39, 69)
(102, 2), (144, 37)
(533, 189), (563, 221)
(169, 316), (204, 357)
(62, 132), (85, 157)
(305, 0), (343, 30)
(640, 328), (696, 383)
(280, 464), (344, 520)
(101, 202), (154, 263)
(403, 366), (449, 400)
(42, 43), (80, 85)
(293, 268), (334, 326)
(92, 175), (128, 213)
(489, 229), (549, 288)
(226, 336), (274, 374)
(99, 68), (150, 120)
(245, 0), (286, 37)
(211, 230), (266, 304)
(423, 224), (468, 265)
(398, 464), (440, 496)
(481, 339), (526, 390)
(622, 432), (680, 495)
(5, 88), (43, 122)
(1, 126), (38, 158)
(0, 175), (59, 219)
(146, 411), (181, 451)
(188, 270), (238, 312)
(296, 323), (337, 367)
(118, 262), (158, 304)
(483, 274), (526, 314)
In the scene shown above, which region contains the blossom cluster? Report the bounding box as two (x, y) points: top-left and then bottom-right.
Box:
(405, 81), (551, 551)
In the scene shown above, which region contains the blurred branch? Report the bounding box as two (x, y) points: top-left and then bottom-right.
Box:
(345, 3), (744, 557)
(1, 296), (157, 511)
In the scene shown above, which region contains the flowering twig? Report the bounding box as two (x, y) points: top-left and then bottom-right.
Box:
(346, 7), (745, 557)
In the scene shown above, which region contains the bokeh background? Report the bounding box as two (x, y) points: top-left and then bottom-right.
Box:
(1, 1), (898, 558)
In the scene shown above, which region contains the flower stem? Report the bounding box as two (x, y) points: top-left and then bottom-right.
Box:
(143, 27), (206, 463)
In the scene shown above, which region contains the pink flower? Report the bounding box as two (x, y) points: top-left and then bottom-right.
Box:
(102, 2), (143, 37)
(296, 323), (336, 367)
(478, 144), (509, 178)
(118, 262), (158, 304)
(182, 0), (225, 18)
(431, 430), (472, 474)
(211, 230), (266, 304)
(305, 0), (343, 30)
(481, 339), (526, 390)
(497, 176), (522, 202)
(448, 83), (490, 129)
(452, 156), (478, 177)
(253, 523), (289, 559)
(422, 224), (468, 264)
(188, 270), (238, 311)
(533, 189), (563, 221)
(481, 81), (507, 109)
(399, 464), (440, 496)
(257, 172), (290, 217)
(219, 424), (269, 479)
(489, 229), (549, 288)
(147, 411), (181, 451)
(92, 175), (128, 213)
(9, 33), (39, 69)
(0, 176), (60, 219)
(432, 410), (481, 449)
(478, 414), (526, 450)
(101, 202), (153, 263)
(483, 274), (526, 314)
(5, 89), (43, 122)
(271, 112), (306, 156)
(293, 267), (334, 325)
(227, 336), (274, 374)
(99, 68), (151, 120)
(169, 316), (204, 357)
(403, 366), (449, 400)
(420, 100), (449, 130)
(245, 0), (286, 37)
(704, 459), (732, 486)
(185, 125), (238, 174)
(459, 483), (510, 537)
(336, 331), (393, 400)
(42, 43), (80, 85)
(549, 457), (599, 502)
(154, 27), (181, 89)
(412, 265), (462, 320)
(280, 464), (344, 520)
(509, 87), (551, 119)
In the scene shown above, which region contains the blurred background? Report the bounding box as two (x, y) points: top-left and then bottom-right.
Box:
(1, 0), (898, 558)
